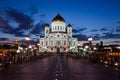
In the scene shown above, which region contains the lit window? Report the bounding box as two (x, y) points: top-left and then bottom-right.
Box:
(55, 26), (56, 30)
(56, 41), (61, 45)
(41, 41), (43, 46)
(46, 41), (48, 46)
(64, 41), (66, 45)
(51, 41), (53, 45)
(69, 41), (71, 45)
(58, 26), (59, 30)
(46, 30), (48, 33)
(53, 27), (54, 30)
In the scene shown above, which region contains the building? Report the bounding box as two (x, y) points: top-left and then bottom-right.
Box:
(39, 14), (78, 52)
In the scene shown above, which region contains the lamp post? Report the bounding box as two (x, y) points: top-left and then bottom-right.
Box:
(88, 37), (93, 53)
(37, 43), (41, 52)
(25, 36), (30, 54)
(77, 43), (80, 53)
(88, 37), (93, 48)
(25, 36), (30, 46)
(25, 22), (32, 50)
(88, 37), (94, 62)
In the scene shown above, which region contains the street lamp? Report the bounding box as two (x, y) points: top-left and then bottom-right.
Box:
(25, 36), (30, 47)
(16, 49), (20, 53)
(25, 36), (30, 56)
(26, 22), (32, 47)
(29, 45), (32, 49)
(88, 37), (94, 62)
(85, 45), (89, 49)
(77, 43), (80, 52)
(88, 37), (93, 51)
(88, 37), (93, 41)
(88, 37), (93, 47)
(25, 36), (30, 41)
(37, 43), (40, 52)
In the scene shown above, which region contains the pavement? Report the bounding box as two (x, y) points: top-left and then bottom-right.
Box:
(0, 54), (120, 80)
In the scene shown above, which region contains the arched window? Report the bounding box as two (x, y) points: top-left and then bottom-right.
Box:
(41, 41), (43, 46)
(64, 41), (66, 45)
(60, 26), (62, 30)
(53, 27), (54, 30)
(51, 41), (53, 45)
(58, 26), (59, 30)
(55, 26), (56, 30)
(56, 41), (61, 45)
(46, 41), (48, 46)
(46, 29), (48, 33)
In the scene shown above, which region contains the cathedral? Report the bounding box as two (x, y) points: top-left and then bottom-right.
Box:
(39, 14), (78, 52)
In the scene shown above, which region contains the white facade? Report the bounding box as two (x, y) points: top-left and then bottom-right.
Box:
(39, 14), (78, 52)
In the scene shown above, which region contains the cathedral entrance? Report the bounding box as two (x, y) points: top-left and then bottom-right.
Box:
(57, 47), (60, 53)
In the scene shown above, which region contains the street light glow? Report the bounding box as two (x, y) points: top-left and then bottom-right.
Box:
(88, 37), (93, 41)
(85, 46), (89, 49)
(16, 49), (20, 53)
(94, 47), (97, 50)
(25, 36), (30, 41)
(114, 62), (118, 66)
(29, 45), (32, 48)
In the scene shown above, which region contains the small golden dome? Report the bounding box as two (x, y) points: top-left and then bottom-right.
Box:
(45, 24), (49, 28)
(68, 24), (72, 28)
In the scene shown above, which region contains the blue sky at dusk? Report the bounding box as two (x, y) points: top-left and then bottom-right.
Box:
(0, 0), (120, 42)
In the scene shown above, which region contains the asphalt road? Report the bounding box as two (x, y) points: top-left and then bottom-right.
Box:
(0, 54), (120, 80)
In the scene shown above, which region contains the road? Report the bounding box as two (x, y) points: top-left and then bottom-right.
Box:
(0, 54), (120, 80)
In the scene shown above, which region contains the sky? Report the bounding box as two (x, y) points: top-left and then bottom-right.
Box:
(0, 0), (120, 43)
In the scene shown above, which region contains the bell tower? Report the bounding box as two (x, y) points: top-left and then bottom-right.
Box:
(45, 24), (50, 36)
(67, 24), (72, 37)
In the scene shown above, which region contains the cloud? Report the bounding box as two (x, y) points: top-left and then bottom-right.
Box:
(116, 29), (120, 32)
(116, 26), (120, 32)
(72, 29), (80, 33)
(100, 28), (107, 31)
(6, 8), (33, 30)
(93, 34), (100, 40)
(72, 27), (87, 33)
(117, 21), (120, 24)
(102, 32), (120, 39)
(79, 28), (87, 31)
(0, 37), (8, 41)
(0, 25), (25, 37)
(30, 4), (39, 16)
(0, 8), (48, 38)
(40, 14), (46, 18)
(0, 8), (35, 37)
(0, 16), (14, 34)
(14, 32), (26, 37)
(73, 34), (88, 41)
(0, 16), (8, 27)
(31, 22), (45, 34)
(90, 29), (99, 32)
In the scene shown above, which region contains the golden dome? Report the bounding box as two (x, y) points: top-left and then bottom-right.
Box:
(52, 14), (65, 22)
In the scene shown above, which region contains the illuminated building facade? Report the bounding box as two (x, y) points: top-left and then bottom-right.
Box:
(39, 14), (78, 52)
